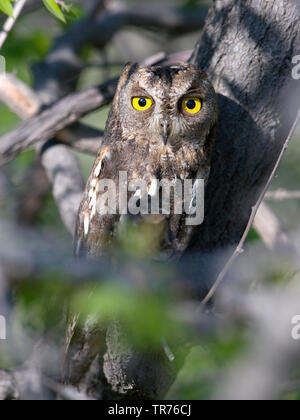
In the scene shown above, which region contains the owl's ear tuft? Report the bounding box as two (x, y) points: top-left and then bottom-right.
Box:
(200, 70), (209, 79)
(115, 63), (139, 94)
(191, 65), (209, 79)
(112, 63), (139, 116)
(121, 62), (139, 80)
(182, 64), (209, 80)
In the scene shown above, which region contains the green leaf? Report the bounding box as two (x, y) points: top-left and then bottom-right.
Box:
(0, 0), (13, 17)
(42, 0), (66, 23)
(68, 4), (83, 18)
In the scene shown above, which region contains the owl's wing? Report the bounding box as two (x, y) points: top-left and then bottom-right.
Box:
(74, 145), (116, 259)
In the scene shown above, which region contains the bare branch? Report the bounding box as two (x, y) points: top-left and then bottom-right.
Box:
(265, 189), (300, 201)
(0, 73), (91, 232)
(0, 78), (116, 165)
(56, 124), (104, 155)
(0, 72), (86, 234)
(39, 141), (85, 234)
(0, 74), (40, 118)
(0, 51), (185, 165)
(0, 73), (103, 156)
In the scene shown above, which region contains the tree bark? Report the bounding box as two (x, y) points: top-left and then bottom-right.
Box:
(184, 0), (300, 292)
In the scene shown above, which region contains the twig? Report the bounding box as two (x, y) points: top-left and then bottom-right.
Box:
(200, 110), (300, 307)
(0, 0), (27, 50)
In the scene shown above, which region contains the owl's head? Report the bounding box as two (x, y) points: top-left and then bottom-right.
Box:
(110, 63), (218, 153)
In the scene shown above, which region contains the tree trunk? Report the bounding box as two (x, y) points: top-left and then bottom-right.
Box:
(184, 0), (300, 291)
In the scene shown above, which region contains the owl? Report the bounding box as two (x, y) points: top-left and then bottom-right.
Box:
(75, 63), (218, 261)
(64, 63), (218, 392)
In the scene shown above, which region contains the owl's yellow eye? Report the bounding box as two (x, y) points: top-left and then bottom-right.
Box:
(182, 97), (202, 114)
(132, 97), (153, 111)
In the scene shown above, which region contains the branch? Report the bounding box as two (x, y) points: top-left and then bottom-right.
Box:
(0, 73), (40, 118)
(0, 73), (103, 156)
(56, 124), (104, 155)
(0, 74), (114, 165)
(26, 1), (114, 235)
(265, 189), (300, 201)
(0, 73), (101, 230)
(39, 141), (85, 234)
(0, 79), (113, 164)
(0, 51), (186, 165)
(0, 72), (85, 234)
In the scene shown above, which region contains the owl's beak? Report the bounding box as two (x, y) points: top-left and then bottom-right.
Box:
(161, 119), (170, 145)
